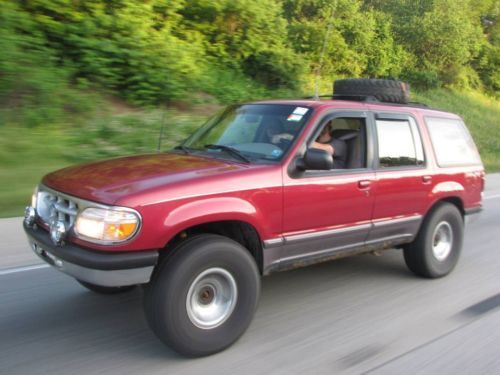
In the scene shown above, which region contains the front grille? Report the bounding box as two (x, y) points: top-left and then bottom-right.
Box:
(37, 187), (79, 229)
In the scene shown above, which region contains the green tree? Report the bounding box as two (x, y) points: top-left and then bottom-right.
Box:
(178, 0), (305, 88)
(15, 0), (204, 104)
(282, 0), (406, 82)
(363, 0), (494, 89)
(0, 2), (94, 127)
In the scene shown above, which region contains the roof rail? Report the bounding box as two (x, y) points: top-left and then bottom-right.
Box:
(301, 94), (430, 109)
(407, 102), (429, 108)
(332, 94), (380, 102)
(301, 94), (332, 100)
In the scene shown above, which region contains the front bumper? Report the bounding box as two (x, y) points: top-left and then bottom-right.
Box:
(24, 222), (159, 287)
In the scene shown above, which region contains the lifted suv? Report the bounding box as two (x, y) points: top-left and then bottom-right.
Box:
(24, 79), (484, 357)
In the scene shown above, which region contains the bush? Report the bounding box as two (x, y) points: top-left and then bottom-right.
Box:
(402, 70), (442, 90)
(283, 0), (406, 81)
(0, 3), (97, 127)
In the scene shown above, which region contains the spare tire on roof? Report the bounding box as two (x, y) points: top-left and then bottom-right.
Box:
(333, 78), (410, 104)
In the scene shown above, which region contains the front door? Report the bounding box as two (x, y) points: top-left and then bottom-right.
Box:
(281, 112), (376, 269)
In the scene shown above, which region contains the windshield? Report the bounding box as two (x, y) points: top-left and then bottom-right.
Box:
(180, 104), (312, 162)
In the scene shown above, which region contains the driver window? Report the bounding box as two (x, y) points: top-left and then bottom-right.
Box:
(310, 118), (367, 169)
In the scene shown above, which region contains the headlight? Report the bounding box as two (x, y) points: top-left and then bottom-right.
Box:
(74, 207), (141, 244)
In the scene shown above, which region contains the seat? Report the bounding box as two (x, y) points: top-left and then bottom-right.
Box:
(331, 129), (365, 169)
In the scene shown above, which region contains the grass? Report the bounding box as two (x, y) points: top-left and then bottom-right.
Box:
(0, 126), (72, 217)
(0, 88), (499, 218)
(0, 110), (203, 218)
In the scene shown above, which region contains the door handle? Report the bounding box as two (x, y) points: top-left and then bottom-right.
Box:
(358, 180), (371, 189)
(422, 175), (432, 184)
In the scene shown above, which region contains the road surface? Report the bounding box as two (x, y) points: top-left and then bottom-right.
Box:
(1, 175), (499, 374)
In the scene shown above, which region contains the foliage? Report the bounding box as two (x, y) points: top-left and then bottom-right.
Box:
(363, 0), (497, 90)
(282, 0), (406, 81)
(15, 0), (204, 104)
(472, 1), (500, 94)
(0, 0), (498, 108)
(0, 2), (97, 127)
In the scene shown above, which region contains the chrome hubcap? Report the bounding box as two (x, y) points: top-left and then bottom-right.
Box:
(186, 267), (237, 329)
(432, 221), (453, 261)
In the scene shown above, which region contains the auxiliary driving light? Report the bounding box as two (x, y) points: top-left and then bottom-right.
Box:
(24, 206), (36, 227)
(50, 219), (66, 246)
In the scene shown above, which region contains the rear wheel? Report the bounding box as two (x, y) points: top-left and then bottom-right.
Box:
(404, 203), (463, 278)
(77, 280), (136, 294)
(144, 234), (260, 357)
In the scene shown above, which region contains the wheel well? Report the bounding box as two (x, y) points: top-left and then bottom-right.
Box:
(420, 197), (464, 229)
(162, 221), (263, 274)
(436, 197), (465, 218)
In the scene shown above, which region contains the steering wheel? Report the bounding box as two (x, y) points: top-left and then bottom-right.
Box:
(277, 138), (292, 150)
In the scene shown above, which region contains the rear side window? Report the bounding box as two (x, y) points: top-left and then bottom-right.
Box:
(376, 118), (425, 168)
(425, 117), (481, 167)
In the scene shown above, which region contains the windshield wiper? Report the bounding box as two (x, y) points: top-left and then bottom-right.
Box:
(204, 144), (251, 163)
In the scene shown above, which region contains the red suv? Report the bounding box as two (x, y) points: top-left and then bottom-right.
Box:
(24, 79), (484, 357)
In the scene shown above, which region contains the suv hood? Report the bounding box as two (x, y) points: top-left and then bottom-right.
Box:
(42, 153), (252, 205)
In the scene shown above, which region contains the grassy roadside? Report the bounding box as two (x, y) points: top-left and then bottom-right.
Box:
(0, 110), (204, 218)
(1, 89), (498, 218)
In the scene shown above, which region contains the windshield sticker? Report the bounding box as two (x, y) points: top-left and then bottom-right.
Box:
(293, 107), (309, 115)
(271, 149), (283, 158)
(287, 114), (303, 122)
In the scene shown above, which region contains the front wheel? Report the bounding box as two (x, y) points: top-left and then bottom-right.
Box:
(404, 203), (464, 278)
(144, 234), (260, 357)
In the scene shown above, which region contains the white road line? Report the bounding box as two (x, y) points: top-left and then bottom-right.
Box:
(0, 264), (50, 276)
(484, 194), (500, 200)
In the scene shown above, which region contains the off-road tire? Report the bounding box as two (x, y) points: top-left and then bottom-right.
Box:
(144, 234), (260, 357)
(403, 203), (464, 278)
(334, 78), (410, 104)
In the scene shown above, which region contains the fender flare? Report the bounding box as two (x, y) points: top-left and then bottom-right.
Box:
(425, 181), (465, 216)
(158, 197), (267, 247)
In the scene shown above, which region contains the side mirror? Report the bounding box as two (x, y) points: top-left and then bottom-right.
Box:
(296, 148), (333, 171)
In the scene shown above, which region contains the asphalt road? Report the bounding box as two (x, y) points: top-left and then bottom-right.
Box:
(1, 176), (500, 374)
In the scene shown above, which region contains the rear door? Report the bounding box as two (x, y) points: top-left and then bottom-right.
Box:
(367, 112), (431, 245)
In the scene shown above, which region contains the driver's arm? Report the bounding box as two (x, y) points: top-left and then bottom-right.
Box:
(311, 142), (334, 155)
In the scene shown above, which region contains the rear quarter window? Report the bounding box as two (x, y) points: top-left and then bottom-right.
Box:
(425, 117), (481, 167)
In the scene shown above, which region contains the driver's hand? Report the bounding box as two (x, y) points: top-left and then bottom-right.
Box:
(271, 133), (293, 143)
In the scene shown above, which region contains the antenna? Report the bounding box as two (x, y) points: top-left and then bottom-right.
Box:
(314, 2), (336, 100)
(157, 106), (167, 153)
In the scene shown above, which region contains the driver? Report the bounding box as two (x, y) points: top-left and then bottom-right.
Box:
(311, 123), (347, 169)
(265, 119), (294, 145)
